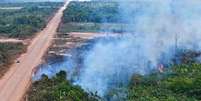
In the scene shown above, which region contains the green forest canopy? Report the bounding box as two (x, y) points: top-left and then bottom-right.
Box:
(0, 2), (62, 38)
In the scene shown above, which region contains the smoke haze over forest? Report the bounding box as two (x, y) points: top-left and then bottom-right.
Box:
(33, 0), (201, 99)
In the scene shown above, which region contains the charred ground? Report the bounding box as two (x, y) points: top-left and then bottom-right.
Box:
(27, 1), (201, 101)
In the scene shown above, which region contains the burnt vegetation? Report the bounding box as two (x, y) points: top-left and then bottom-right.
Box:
(28, 1), (201, 101)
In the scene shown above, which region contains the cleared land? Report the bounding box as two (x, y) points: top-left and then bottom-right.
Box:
(58, 1), (134, 34)
(0, 2), (62, 79)
(27, 1), (126, 100)
(27, 32), (107, 101)
(0, 1), (69, 101)
(28, 1), (201, 101)
(0, 43), (25, 78)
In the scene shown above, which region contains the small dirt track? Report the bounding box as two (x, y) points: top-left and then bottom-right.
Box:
(0, 1), (69, 101)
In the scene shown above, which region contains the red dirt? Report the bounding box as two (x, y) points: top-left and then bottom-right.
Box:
(0, 1), (69, 101)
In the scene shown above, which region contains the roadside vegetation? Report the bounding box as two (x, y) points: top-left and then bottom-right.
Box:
(0, 2), (62, 77)
(0, 2), (62, 38)
(0, 43), (26, 77)
(28, 1), (201, 101)
(27, 71), (99, 101)
(128, 63), (201, 101)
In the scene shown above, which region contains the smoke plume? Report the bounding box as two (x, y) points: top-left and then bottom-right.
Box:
(34, 0), (201, 98)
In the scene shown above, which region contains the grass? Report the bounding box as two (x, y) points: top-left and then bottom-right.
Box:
(27, 71), (99, 101)
(58, 22), (135, 33)
(0, 2), (62, 76)
(58, 1), (135, 34)
(0, 43), (26, 77)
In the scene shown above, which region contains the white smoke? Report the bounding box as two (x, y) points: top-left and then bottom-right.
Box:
(34, 0), (201, 98)
(74, 0), (201, 96)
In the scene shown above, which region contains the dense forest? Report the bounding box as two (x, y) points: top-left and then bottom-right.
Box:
(28, 1), (201, 101)
(28, 48), (201, 101)
(59, 1), (134, 33)
(63, 1), (120, 23)
(28, 63), (201, 101)
(127, 64), (201, 101)
(0, 2), (62, 38)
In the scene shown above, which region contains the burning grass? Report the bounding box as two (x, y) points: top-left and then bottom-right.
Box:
(28, 0), (201, 100)
(28, 46), (201, 101)
(29, 32), (201, 100)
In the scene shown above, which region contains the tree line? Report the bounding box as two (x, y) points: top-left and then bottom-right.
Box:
(0, 2), (62, 38)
